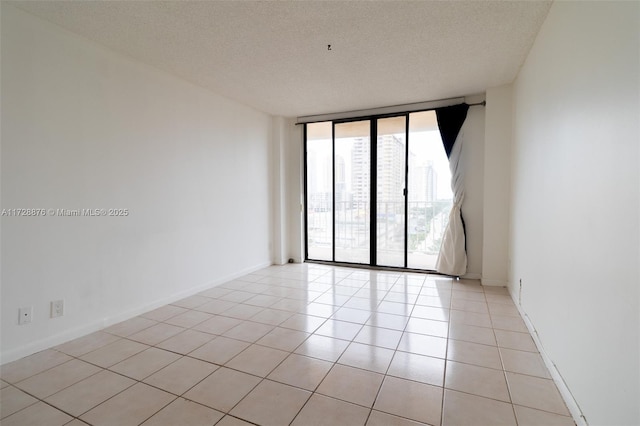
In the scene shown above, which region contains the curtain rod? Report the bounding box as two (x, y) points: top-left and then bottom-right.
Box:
(296, 97), (484, 125)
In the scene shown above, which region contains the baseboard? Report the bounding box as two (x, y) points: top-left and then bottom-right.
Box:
(508, 291), (588, 426)
(0, 261), (272, 365)
(97, 260), (272, 330)
(0, 318), (113, 366)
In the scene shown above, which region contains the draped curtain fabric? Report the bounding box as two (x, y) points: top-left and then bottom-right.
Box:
(435, 104), (469, 276)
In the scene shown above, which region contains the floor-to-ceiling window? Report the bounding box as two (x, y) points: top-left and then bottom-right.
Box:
(305, 110), (452, 270)
(376, 116), (407, 268)
(406, 111), (453, 269)
(334, 120), (371, 264)
(306, 121), (333, 261)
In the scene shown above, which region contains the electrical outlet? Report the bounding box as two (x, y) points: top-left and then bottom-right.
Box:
(51, 300), (64, 318)
(18, 306), (33, 325)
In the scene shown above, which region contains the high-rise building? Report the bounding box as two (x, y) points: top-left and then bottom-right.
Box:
(351, 137), (370, 208)
(376, 134), (406, 203)
(411, 161), (438, 202)
(351, 134), (406, 207)
(335, 155), (346, 210)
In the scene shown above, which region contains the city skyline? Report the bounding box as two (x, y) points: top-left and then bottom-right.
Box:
(307, 130), (452, 207)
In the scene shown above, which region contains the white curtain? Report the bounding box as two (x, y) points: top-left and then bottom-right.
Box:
(436, 128), (467, 276)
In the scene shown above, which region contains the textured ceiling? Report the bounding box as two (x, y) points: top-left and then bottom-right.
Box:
(10, 1), (551, 117)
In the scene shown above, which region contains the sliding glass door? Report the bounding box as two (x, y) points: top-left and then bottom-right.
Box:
(376, 116), (407, 267)
(305, 111), (452, 270)
(306, 122), (333, 261)
(334, 121), (371, 264)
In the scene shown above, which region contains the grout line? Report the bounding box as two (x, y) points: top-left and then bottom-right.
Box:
(3, 264), (565, 426)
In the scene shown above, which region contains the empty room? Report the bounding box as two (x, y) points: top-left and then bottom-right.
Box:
(1, 1), (638, 425)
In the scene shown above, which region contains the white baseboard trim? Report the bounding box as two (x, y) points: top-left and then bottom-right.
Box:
(0, 261), (272, 365)
(508, 292), (588, 426)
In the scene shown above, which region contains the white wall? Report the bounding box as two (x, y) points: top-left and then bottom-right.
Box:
(270, 116), (287, 265)
(509, 2), (639, 424)
(285, 121), (304, 263)
(1, 5), (273, 363)
(482, 85), (512, 286)
(270, 116), (304, 266)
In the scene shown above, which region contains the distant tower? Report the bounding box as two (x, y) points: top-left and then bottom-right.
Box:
(376, 134), (406, 203)
(351, 138), (370, 208)
(335, 155), (346, 210)
(412, 161), (437, 202)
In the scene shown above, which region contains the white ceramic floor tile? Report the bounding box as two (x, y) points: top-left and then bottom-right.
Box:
(337, 342), (394, 374)
(45, 370), (135, 417)
(0, 265), (577, 426)
(1, 350), (72, 384)
(143, 356), (217, 395)
(353, 325), (403, 349)
(317, 364), (384, 407)
(294, 334), (350, 362)
(225, 344), (289, 377)
(103, 317), (157, 337)
(367, 410), (430, 426)
(448, 322), (497, 346)
(506, 372), (570, 415)
(442, 389), (516, 426)
(140, 305), (187, 322)
(513, 405), (576, 426)
(127, 323), (185, 346)
(141, 397), (224, 426)
(188, 336), (250, 365)
(268, 353), (333, 391)
(315, 319), (363, 341)
(222, 321), (274, 343)
(292, 394), (370, 426)
(183, 367), (260, 412)
(445, 360), (511, 402)
(230, 380), (311, 426)
(80, 382), (175, 426)
(155, 329), (215, 355)
(447, 339), (502, 370)
(54, 332), (120, 357)
(373, 376), (442, 426)
(109, 347), (181, 380)
(192, 315), (243, 335)
(398, 332), (447, 359)
(163, 310), (213, 328)
(15, 359), (101, 399)
(388, 351), (445, 386)
(0, 386), (38, 419)
(80, 339), (149, 368)
(500, 347), (551, 378)
(494, 329), (538, 352)
(1, 401), (72, 426)
(256, 327), (310, 352)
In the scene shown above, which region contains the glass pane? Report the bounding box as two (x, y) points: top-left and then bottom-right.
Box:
(335, 120), (370, 264)
(376, 116), (406, 267)
(407, 111), (453, 270)
(306, 122), (333, 261)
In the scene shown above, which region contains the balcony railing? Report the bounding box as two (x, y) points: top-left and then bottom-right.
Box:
(307, 200), (452, 267)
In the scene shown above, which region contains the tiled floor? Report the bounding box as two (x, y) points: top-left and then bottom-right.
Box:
(0, 263), (575, 425)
